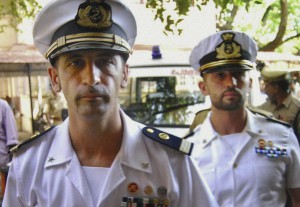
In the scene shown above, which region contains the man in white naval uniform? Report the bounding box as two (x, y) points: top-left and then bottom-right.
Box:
(2, 0), (219, 207)
(188, 30), (300, 207)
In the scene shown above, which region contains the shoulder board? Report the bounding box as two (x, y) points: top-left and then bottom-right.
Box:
(142, 127), (194, 156)
(183, 124), (202, 140)
(266, 117), (291, 127)
(10, 126), (55, 154)
(195, 107), (211, 115)
(247, 106), (291, 128)
(247, 105), (273, 117)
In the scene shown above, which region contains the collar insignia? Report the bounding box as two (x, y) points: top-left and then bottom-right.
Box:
(76, 0), (113, 29)
(48, 157), (55, 163)
(216, 32), (242, 59)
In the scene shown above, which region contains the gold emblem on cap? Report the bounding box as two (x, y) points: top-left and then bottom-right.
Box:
(147, 128), (154, 133)
(159, 133), (170, 140)
(216, 32), (241, 60)
(76, 0), (113, 29)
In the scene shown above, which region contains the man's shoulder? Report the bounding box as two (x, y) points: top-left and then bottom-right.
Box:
(0, 99), (10, 109)
(248, 106), (291, 128)
(189, 107), (211, 132)
(10, 126), (56, 154)
(142, 127), (193, 156)
(291, 95), (300, 107)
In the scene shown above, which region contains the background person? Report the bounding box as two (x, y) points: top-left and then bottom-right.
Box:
(187, 30), (300, 207)
(258, 69), (300, 142)
(42, 87), (67, 127)
(0, 98), (18, 167)
(3, 0), (218, 206)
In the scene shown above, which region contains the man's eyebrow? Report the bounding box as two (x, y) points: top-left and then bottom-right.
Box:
(63, 53), (84, 60)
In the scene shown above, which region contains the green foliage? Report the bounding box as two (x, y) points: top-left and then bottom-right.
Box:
(235, 0), (299, 52)
(146, 0), (263, 35)
(0, 0), (41, 32)
(146, 0), (192, 35)
(147, 0), (300, 53)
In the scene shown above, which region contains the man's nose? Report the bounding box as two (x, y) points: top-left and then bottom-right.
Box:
(82, 63), (101, 86)
(225, 75), (237, 87)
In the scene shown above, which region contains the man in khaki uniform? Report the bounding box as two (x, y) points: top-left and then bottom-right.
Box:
(258, 69), (300, 141)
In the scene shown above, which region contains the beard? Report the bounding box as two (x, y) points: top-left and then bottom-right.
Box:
(212, 87), (246, 111)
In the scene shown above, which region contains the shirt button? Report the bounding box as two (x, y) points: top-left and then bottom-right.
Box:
(233, 163), (238, 168)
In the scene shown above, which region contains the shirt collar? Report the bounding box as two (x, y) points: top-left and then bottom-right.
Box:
(282, 93), (293, 108)
(244, 109), (268, 136)
(45, 117), (74, 168)
(118, 110), (152, 173)
(193, 112), (218, 148)
(45, 110), (152, 173)
(193, 109), (269, 149)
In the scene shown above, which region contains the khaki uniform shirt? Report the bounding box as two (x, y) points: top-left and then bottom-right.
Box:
(258, 93), (300, 138)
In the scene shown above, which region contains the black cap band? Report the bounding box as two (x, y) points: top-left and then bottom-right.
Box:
(46, 20), (130, 59)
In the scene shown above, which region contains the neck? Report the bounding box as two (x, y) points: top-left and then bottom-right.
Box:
(68, 108), (123, 167)
(210, 107), (247, 135)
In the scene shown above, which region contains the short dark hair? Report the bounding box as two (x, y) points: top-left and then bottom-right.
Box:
(272, 79), (290, 92)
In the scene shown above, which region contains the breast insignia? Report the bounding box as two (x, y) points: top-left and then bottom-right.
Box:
(142, 127), (193, 156)
(10, 126), (55, 154)
(255, 138), (287, 158)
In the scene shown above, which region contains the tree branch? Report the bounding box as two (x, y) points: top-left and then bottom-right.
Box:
(260, 0), (288, 51)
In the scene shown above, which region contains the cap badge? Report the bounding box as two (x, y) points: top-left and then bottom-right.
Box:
(76, 0), (113, 29)
(216, 32), (241, 60)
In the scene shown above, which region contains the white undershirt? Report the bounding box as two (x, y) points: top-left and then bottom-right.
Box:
(220, 132), (247, 155)
(82, 166), (110, 206)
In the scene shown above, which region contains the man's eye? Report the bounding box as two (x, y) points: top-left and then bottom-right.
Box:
(233, 72), (245, 80)
(216, 73), (225, 79)
(96, 58), (113, 67)
(68, 60), (84, 68)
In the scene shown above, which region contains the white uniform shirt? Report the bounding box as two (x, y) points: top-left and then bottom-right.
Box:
(3, 110), (218, 207)
(189, 109), (300, 207)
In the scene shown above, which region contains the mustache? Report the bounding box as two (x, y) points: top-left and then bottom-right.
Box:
(76, 86), (109, 100)
(222, 87), (242, 95)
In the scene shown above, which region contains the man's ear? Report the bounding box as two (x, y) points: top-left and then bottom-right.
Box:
(121, 64), (129, 88)
(48, 67), (61, 92)
(198, 80), (209, 96)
